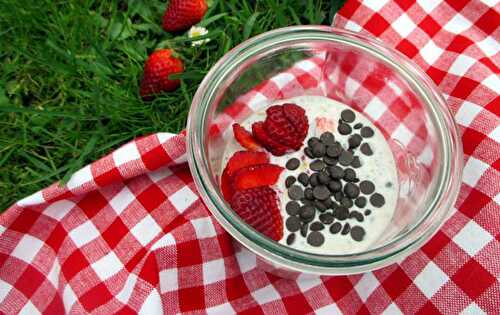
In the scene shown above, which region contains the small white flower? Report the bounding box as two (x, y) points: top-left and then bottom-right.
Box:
(188, 26), (210, 47)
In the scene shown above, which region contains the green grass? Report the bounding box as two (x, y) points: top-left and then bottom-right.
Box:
(0, 0), (345, 210)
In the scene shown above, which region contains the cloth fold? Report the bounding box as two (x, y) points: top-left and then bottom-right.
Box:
(1, 1), (499, 314)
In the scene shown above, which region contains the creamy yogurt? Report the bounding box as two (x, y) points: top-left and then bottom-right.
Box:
(221, 96), (398, 255)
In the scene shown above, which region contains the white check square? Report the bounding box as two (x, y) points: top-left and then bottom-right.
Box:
(203, 258), (226, 284)
(443, 14), (473, 34)
(462, 157), (489, 187)
(11, 235), (44, 263)
(191, 217), (217, 239)
(206, 303), (235, 314)
(414, 261), (448, 298)
(392, 124), (414, 146)
(393, 14), (417, 37)
(19, 300), (40, 315)
(454, 101), (482, 127)
(355, 272), (380, 302)
(169, 186), (198, 212)
(44, 200), (75, 221)
(364, 0), (389, 11)
(453, 220), (493, 256)
(364, 97), (387, 120)
(67, 165), (93, 190)
(417, 0), (440, 13)
(251, 284), (281, 305)
(448, 55), (476, 76)
(489, 126), (500, 142)
(296, 274), (322, 292)
(0, 279), (13, 303)
(91, 252), (123, 281)
(482, 74), (500, 94)
(113, 142), (141, 166)
(110, 186), (135, 215)
(116, 274), (138, 303)
(159, 269), (178, 293)
(69, 221), (100, 247)
(420, 40), (444, 65)
(130, 215), (162, 246)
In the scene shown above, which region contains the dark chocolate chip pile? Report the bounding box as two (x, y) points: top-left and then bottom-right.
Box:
(283, 109), (388, 247)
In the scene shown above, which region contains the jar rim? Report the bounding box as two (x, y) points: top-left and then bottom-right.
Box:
(187, 26), (462, 274)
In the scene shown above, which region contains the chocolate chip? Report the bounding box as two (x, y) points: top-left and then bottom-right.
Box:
(304, 187), (314, 200)
(328, 165), (344, 179)
(323, 156), (338, 166)
(349, 211), (364, 222)
(310, 221), (325, 231)
(328, 180), (342, 192)
(334, 191), (344, 202)
(355, 196), (367, 208)
(312, 142), (326, 157)
(318, 171), (330, 184)
(351, 156), (362, 168)
(360, 126), (374, 138)
(301, 198), (314, 206)
(309, 173), (319, 186)
(341, 109), (356, 123)
(288, 185), (304, 200)
(339, 150), (354, 166)
(370, 193), (385, 207)
(341, 197), (353, 208)
(330, 222), (342, 234)
(285, 176), (296, 188)
(348, 134), (362, 149)
(353, 123), (363, 129)
(299, 205), (315, 220)
(286, 216), (301, 232)
(344, 183), (360, 199)
(334, 206), (349, 220)
(298, 173), (309, 186)
(300, 222), (309, 237)
(320, 132), (335, 145)
(359, 180), (375, 194)
(286, 233), (296, 245)
(350, 226), (366, 241)
(286, 201), (300, 215)
(319, 213), (334, 224)
(286, 158), (300, 170)
(310, 159), (325, 171)
(338, 123), (352, 135)
(341, 223), (351, 235)
(314, 200), (328, 212)
(313, 185), (330, 200)
(364, 209), (372, 216)
(307, 231), (324, 247)
(326, 143), (343, 158)
(307, 137), (320, 148)
(385, 182), (393, 188)
(360, 143), (373, 156)
(304, 147), (314, 158)
(343, 168), (357, 182)
(323, 198), (335, 209)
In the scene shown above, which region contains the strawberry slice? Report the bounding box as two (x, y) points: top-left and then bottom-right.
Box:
(283, 103), (308, 146)
(232, 163), (284, 191)
(230, 186), (283, 241)
(233, 123), (261, 151)
(220, 151), (269, 201)
(252, 122), (289, 156)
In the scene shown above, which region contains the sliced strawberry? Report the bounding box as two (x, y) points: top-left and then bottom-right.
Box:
(230, 186), (283, 241)
(220, 151), (269, 201)
(264, 105), (299, 148)
(283, 103), (308, 144)
(252, 122), (288, 156)
(233, 123), (261, 151)
(232, 163), (283, 191)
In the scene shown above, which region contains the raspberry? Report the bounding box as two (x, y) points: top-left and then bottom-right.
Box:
(230, 186), (283, 241)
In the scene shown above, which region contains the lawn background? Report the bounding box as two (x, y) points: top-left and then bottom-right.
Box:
(0, 0), (345, 210)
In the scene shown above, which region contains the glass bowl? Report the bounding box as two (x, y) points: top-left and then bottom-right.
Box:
(187, 26), (462, 275)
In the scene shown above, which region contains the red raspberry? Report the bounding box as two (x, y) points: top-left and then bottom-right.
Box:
(230, 186), (283, 241)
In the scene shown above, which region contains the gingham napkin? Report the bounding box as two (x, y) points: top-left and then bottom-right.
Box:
(1, 0), (499, 314)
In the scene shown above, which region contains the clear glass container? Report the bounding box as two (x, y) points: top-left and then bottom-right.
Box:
(187, 26), (462, 275)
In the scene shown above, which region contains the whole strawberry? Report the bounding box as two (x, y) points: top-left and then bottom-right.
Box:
(162, 0), (208, 32)
(140, 49), (184, 99)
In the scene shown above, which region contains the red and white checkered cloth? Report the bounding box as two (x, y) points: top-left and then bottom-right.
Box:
(1, 0), (499, 314)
